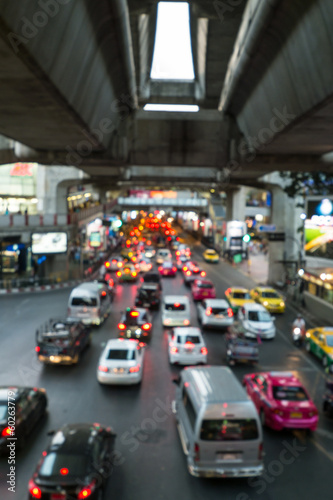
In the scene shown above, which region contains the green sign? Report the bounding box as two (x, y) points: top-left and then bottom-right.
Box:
(233, 254), (242, 264)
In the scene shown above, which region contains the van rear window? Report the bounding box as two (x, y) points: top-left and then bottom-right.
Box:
(200, 419), (258, 441)
(71, 297), (97, 307)
(165, 303), (185, 311)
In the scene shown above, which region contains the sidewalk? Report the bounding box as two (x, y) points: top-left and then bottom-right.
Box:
(236, 252), (269, 285)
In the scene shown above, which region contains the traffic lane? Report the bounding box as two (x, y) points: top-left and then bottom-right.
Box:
(1, 270), (332, 499)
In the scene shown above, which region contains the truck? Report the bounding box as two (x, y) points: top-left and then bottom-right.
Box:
(223, 220), (248, 260)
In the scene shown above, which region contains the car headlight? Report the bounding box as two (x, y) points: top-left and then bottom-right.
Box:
(263, 301), (268, 306)
(280, 301), (285, 307)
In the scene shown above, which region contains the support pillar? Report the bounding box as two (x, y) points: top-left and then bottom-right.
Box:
(225, 187), (246, 222)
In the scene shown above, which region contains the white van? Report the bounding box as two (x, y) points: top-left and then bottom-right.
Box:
(162, 295), (191, 327)
(156, 248), (172, 264)
(67, 282), (111, 326)
(172, 366), (264, 478)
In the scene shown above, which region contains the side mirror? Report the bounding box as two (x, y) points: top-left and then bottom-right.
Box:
(172, 377), (180, 386)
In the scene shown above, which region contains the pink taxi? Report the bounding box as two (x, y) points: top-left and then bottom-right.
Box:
(191, 279), (216, 301)
(243, 371), (318, 431)
(158, 261), (177, 277)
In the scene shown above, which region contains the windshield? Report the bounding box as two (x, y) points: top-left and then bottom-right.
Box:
(248, 311), (271, 322)
(200, 419), (259, 441)
(165, 303), (185, 311)
(39, 453), (88, 477)
(262, 291), (280, 299)
(107, 349), (135, 360)
(176, 335), (200, 344)
(0, 404), (8, 421)
(272, 386), (308, 401)
(233, 292), (250, 299)
(71, 297), (97, 307)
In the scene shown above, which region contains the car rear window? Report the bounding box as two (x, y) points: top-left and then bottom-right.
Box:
(106, 349), (135, 360)
(39, 453), (88, 477)
(200, 419), (259, 441)
(233, 292), (250, 299)
(165, 303), (186, 311)
(272, 386), (308, 401)
(248, 311), (271, 322)
(71, 297), (97, 307)
(211, 307), (227, 314)
(261, 292), (279, 298)
(163, 262), (173, 268)
(196, 282), (213, 288)
(177, 335), (200, 344)
(0, 405), (8, 420)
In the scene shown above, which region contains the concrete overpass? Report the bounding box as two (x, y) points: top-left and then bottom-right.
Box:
(0, 0), (332, 191)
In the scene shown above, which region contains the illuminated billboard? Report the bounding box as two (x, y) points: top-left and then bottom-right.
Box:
(305, 198), (333, 260)
(31, 232), (68, 255)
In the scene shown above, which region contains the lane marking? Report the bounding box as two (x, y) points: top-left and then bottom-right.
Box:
(316, 428), (333, 441)
(310, 438), (333, 462)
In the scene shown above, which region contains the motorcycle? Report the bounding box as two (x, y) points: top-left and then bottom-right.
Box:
(292, 326), (303, 347)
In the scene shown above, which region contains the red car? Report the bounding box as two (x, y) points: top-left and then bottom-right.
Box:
(243, 371), (318, 431)
(158, 261), (177, 277)
(191, 279), (216, 301)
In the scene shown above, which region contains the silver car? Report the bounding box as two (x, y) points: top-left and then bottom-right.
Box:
(197, 299), (234, 328)
(97, 339), (144, 385)
(168, 327), (207, 365)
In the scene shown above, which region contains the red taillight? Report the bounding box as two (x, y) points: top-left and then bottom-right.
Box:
(172, 267), (177, 272)
(129, 365), (140, 373)
(200, 271), (206, 277)
(101, 291), (107, 297)
(170, 346), (178, 354)
(77, 479), (96, 499)
(194, 443), (200, 462)
(60, 467), (69, 475)
(142, 323), (151, 331)
(227, 308), (233, 317)
(185, 341), (194, 348)
(183, 266), (188, 271)
(130, 311), (139, 317)
(183, 319), (190, 326)
(35, 346), (41, 353)
(131, 271), (137, 277)
(174, 303), (180, 307)
(28, 480), (42, 499)
(118, 323), (126, 330)
(2, 426), (12, 437)
(186, 271), (191, 276)
(98, 366), (108, 372)
(201, 347), (208, 355)
(158, 267), (162, 272)
(109, 279), (114, 287)
(105, 262), (110, 268)
(226, 287), (231, 295)
(116, 271), (121, 277)
(176, 251), (180, 256)
(258, 442), (264, 460)
(206, 307), (212, 316)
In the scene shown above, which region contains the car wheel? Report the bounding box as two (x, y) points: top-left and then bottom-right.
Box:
(322, 356), (328, 368)
(305, 341), (311, 353)
(260, 409), (266, 427)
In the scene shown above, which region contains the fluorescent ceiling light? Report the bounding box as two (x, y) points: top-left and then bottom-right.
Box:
(144, 104), (199, 112)
(151, 2), (194, 80)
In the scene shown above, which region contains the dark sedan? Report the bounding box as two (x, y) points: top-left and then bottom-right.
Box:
(28, 422), (116, 499)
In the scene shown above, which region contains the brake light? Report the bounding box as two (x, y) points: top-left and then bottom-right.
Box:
(158, 267), (162, 272)
(28, 480), (42, 499)
(174, 303), (180, 307)
(206, 307), (212, 316)
(129, 365), (140, 373)
(185, 341), (194, 347)
(125, 268), (130, 273)
(118, 323), (126, 330)
(170, 346), (178, 354)
(194, 443), (200, 462)
(200, 271), (206, 277)
(2, 426), (12, 437)
(60, 467), (69, 475)
(183, 266), (188, 272)
(109, 279), (114, 287)
(116, 271), (121, 277)
(172, 267), (177, 272)
(77, 479), (96, 499)
(105, 262), (110, 268)
(186, 271), (191, 276)
(164, 319), (171, 325)
(258, 442), (264, 460)
(201, 347), (208, 355)
(132, 272), (137, 277)
(35, 346), (40, 353)
(117, 261), (123, 267)
(183, 319), (190, 326)
(142, 323), (151, 330)
(176, 251), (180, 256)
(98, 366), (108, 372)
(101, 291), (107, 297)
(130, 311), (139, 317)
(226, 288), (231, 295)
(227, 308), (233, 317)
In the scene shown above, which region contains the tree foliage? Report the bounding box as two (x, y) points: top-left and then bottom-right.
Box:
(280, 171), (333, 198)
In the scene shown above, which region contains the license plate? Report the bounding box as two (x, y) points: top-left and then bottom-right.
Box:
(202, 292), (208, 296)
(216, 314), (225, 319)
(144, 303), (150, 307)
(51, 494), (66, 500)
(114, 368), (124, 373)
(218, 453), (238, 461)
(290, 412), (302, 418)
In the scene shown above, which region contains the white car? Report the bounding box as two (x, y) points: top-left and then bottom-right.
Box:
(197, 299), (234, 328)
(97, 339), (144, 385)
(144, 246), (156, 259)
(137, 257), (152, 273)
(107, 256), (124, 272)
(238, 303), (276, 339)
(156, 248), (172, 264)
(162, 295), (191, 327)
(168, 327), (207, 365)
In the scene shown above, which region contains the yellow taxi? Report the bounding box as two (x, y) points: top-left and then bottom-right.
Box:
(203, 248), (220, 263)
(250, 286), (285, 313)
(224, 287), (254, 313)
(305, 327), (333, 367)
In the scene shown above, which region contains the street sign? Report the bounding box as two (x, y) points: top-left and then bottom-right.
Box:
(268, 232), (285, 242)
(257, 224), (276, 232)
